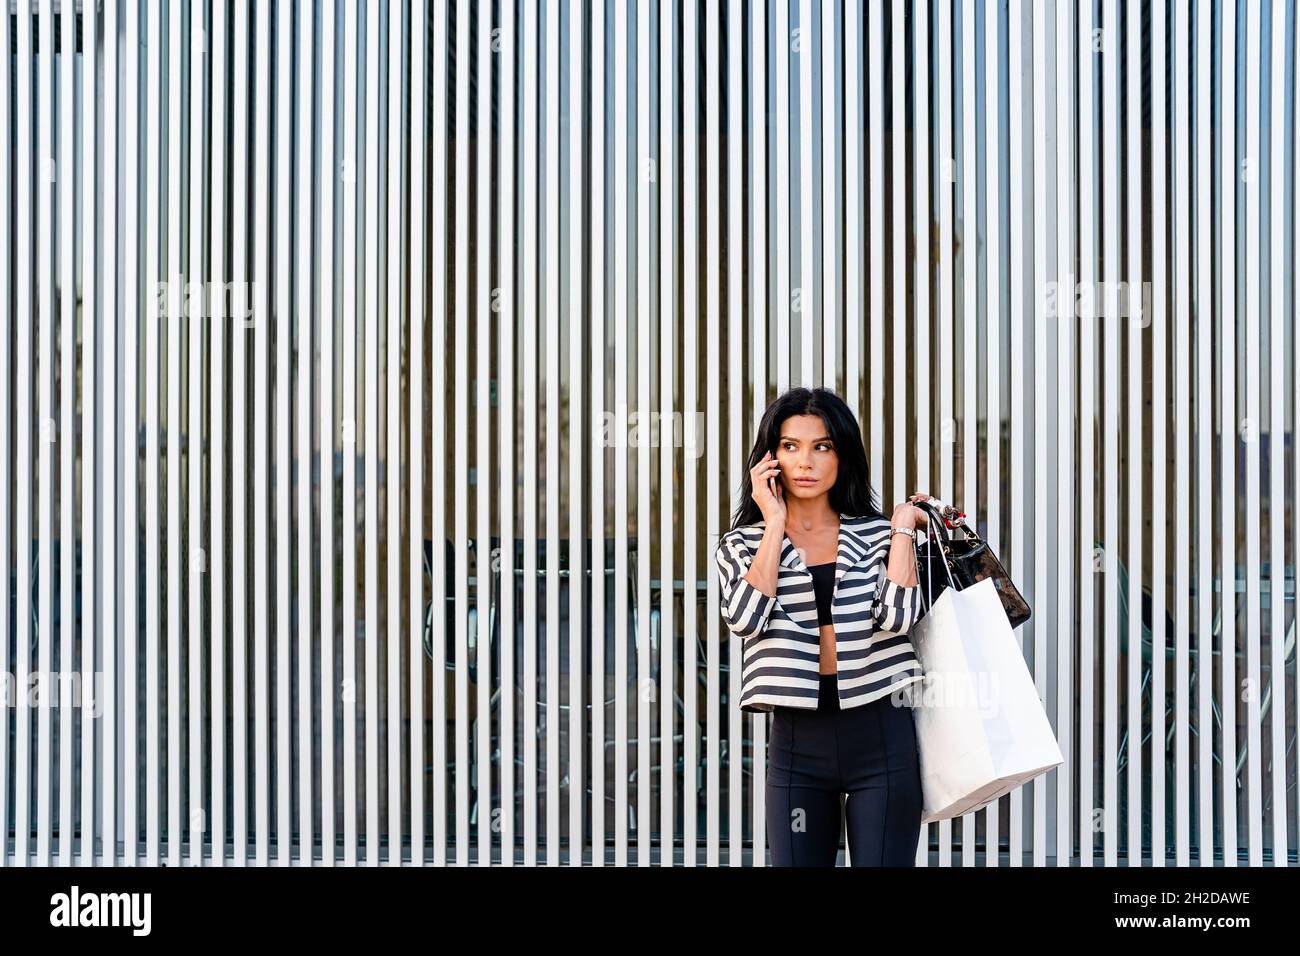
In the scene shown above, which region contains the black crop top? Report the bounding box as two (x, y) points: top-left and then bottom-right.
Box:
(808, 561), (836, 626)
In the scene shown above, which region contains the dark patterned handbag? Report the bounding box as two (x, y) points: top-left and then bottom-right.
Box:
(912, 500), (1032, 629)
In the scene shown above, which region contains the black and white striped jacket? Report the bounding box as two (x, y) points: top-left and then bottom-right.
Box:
(715, 513), (924, 713)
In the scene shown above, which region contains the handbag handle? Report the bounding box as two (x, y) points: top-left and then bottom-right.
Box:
(913, 500), (958, 610)
(915, 528), (935, 613)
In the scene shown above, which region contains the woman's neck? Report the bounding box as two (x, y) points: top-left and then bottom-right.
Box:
(784, 496), (838, 532)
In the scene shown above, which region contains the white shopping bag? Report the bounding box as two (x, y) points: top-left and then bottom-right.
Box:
(904, 576), (1063, 824)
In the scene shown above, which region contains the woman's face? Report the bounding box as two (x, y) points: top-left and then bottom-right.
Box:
(774, 414), (839, 500)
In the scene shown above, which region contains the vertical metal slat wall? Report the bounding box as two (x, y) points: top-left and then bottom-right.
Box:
(0, 0), (1297, 867)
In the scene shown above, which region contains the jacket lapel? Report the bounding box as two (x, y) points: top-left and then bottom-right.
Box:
(834, 517), (872, 586)
(758, 514), (873, 580)
(750, 515), (880, 634)
(777, 534), (803, 570)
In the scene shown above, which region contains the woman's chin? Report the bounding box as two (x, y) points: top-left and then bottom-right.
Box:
(788, 483), (822, 496)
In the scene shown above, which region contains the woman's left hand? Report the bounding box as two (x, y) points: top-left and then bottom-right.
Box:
(906, 492), (966, 530)
(892, 496), (930, 529)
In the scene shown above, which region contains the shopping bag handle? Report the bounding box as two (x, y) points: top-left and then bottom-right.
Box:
(913, 499), (958, 610)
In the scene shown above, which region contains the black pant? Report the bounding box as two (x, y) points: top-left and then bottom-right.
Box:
(766, 673), (924, 866)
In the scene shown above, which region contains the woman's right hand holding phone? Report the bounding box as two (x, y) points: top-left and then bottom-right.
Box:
(751, 450), (787, 528)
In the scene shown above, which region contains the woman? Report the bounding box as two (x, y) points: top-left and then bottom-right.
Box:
(715, 386), (942, 866)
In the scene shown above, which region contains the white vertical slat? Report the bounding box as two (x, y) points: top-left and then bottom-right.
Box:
(728, 0), (748, 868)
(1125, 0), (1145, 868)
(546, 0), (563, 867)
(0, 0), (12, 873)
(188, 0), (207, 870)
(704, 0), (721, 870)
(447, 0), (468, 862)
(429, 0), (448, 868)
(797, 0), (813, 385)
(450, 0), (471, 866)
(937, 0), (956, 867)
(144, 0), (162, 869)
(683, 0), (699, 865)
(522, 0), (540, 867)
(100, 0), (120, 868)
(820, 0), (837, 387)
(341, 0), (359, 868)
(902, 0), (930, 861)
(1150, 0), (1167, 869)
(843, 0), (859, 424)
(1196, 0), (1215, 866)
(569, 0), (590, 868)
(889, 0), (904, 504)
(913, 0), (930, 525)
(1170, 0), (1190, 868)
(362, 0), (380, 868)
(960, 0), (977, 866)
(776, 0), (790, 392)
(319, 0), (337, 868)
(1173, 0), (1192, 868)
(659, 0), (677, 869)
(231, 0), (250, 868)
(122, 0), (141, 869)
(56, 0), (75, 869)
(1265, 0), (1289, 868)
(1054, 0), (1074, 867)
(1102, 0), (1121, 868)
(748, 0), (768, 865)
(165, 0), (183, 869)
(472, 0), (492, 867)
(512, 0), (533, 868)
(275, 0), (293, 868)
(1076, 0), (1095, 870)
(635, 0), (650, 870)
(981, 0), (1000, 867)
(298, 0), (317, 869)
(727, 0), (745, 866)
(15, 0), (33, 869)
(1076, 0), (1097, 868)
(612, 0), (628, 868)
(80, 0), (99, 868)
(1292, 0), (1300, 871)
(409, 0), (427, 869)
(493, 0), (512, 868)
(977, 0), (998, 868)
(1030, 0), (1048, 869)
(867, 0), (882, 504)
(253, 0), (272, 869)
(1006, 0), (1026, 868)
(1244, 0), (1264, 867)
(1219, 0), (1238, 869)
(1294, 0), (1300, 871)
(36, 0), (55, 872)
(386, 0), (404, 869)
(210, 0), (228, 868)
(570, 0), (587, 868)
(55, 0), (75, 869)
(590, 0), (606, 867)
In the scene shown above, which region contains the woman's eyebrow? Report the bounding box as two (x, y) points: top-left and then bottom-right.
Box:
(779, 434), (834, 444)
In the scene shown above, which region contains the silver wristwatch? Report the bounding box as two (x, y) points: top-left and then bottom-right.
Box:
(890, 526), (920, 544)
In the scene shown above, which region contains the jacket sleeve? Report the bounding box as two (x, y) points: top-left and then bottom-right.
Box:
(872, 570), (921, 637)
(715, 532), (777, 640)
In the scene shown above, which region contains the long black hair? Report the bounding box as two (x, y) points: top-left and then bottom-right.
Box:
(728, 386), (886, 531)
